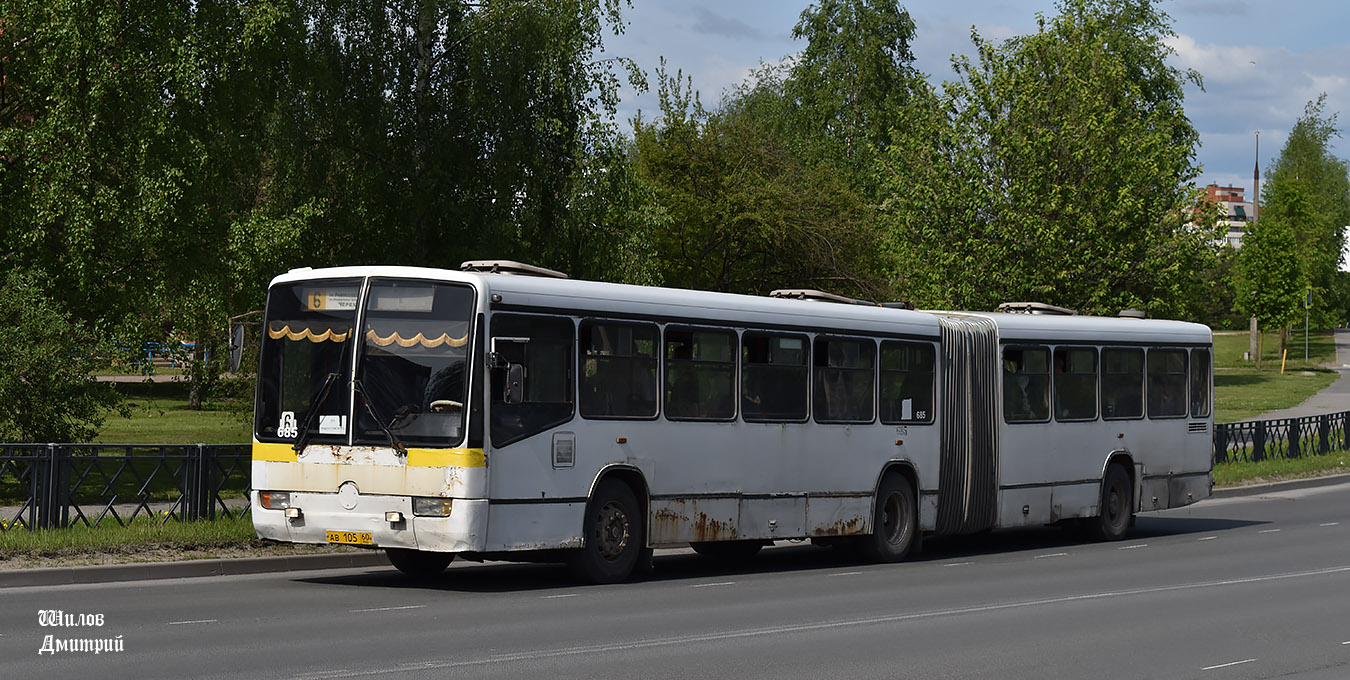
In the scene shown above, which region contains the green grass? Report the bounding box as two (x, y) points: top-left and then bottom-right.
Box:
(1213, 368), (1339, 422)
(97, 380), (252, 444)
(1213, 450), (1350, 487)
(1212, 329), (1337, 369)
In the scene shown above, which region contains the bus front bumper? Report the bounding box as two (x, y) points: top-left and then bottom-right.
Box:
(252, 490), (488, 553)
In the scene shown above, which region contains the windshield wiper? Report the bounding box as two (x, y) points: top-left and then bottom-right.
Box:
(353, 379), (408, 456)
(292, 371), (342, 454)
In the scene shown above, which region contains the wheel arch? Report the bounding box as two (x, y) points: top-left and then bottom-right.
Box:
(585, 464), (650, 539)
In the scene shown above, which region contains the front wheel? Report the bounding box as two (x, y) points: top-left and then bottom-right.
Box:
(853, 474), (917, 563)
(386, 548), (453, 577)
(568, 479), (643, 584)
(1087, 463), (1133, 541)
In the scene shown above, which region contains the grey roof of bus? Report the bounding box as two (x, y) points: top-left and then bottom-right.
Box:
(270, 266), (1211, 344)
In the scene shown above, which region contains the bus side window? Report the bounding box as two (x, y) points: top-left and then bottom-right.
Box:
(742, 332), (809, 422)
(1147, 348), (1188, 419)
(813, 337), (876, 423)
(1190, 348), (1212, 418)
(879, 341), (934, 424)
(579, 321), (658, 419)
(665, 327), (736, 421)
(1101, 348), (1144, 420)
(1003, 346), (1050, 423)
(1054, 347), (1097, 421)
(489, 314), (575, 447)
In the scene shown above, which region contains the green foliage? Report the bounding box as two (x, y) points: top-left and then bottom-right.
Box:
(880, 0), (1219, 316)
(1260, 95), (1350, 327)
(0, 271), (124, 441)
(633, 62), (886, 297)
(1235, 218), (1304, 344)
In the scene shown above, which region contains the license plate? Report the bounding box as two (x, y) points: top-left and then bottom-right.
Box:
(326, 531), (373, 546)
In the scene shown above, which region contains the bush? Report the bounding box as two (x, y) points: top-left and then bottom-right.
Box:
(0, 271), (124, 441)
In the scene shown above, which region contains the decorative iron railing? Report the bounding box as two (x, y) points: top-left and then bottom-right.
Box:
(0, 444), (249, 531)
(1213, 411), (1350, 465)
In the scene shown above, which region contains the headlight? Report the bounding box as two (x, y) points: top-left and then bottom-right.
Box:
(412, 497), (453, 517)
(259, 491), (290, 509)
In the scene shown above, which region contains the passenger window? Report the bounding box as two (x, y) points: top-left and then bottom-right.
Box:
(1190, 348), (1212, 418)
(813, 337), (876, 423)
(1147, 349), (1188, 419)
(665, 328), (736, 421)
(579, 321), (658, 419)
(490, 314), (575, 446)
(1054, 347), (1098, 421)
(742, 332), (809, 422)
(1003, 347), (1050, 423)
(879, 341), (934, 424)
(1102, 348), (1144, 420)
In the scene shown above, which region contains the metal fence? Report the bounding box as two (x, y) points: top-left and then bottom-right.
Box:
(1213, 411), (1350, 465)
(0, 444), (250, 532)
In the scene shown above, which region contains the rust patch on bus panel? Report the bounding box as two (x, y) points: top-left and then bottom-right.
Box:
(692, 512), (737, 542)
(650, 506), (689, 544)
(810, 515), (866, 537)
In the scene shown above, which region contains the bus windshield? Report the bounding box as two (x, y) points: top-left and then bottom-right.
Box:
(354, 280), (474, 447)
(255, 278), (475, 448)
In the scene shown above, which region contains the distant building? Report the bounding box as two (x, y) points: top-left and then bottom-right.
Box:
(1204, 184), (1254, 248)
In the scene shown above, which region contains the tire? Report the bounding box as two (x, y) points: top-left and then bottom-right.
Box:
(568, 479), (643, 584)
(386, 548), (454, 577)
(1088, 463), (1133, 541)
(690, 540), (764, 562)
(853, 474), (918, 563)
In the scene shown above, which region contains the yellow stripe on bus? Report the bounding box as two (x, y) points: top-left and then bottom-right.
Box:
(252, 442), (485, 468)
(252, 442), (298, 462)
(408, 448), (486, 468)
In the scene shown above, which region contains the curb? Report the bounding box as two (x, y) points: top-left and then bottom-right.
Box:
(0, 550), (390, 589)
(1209, 473), (1350, 499)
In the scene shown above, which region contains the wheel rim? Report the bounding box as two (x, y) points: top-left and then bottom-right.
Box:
(595, 500), (630, 561)
(1106, 479), (1126, 527)
(881, 492), (910, 546)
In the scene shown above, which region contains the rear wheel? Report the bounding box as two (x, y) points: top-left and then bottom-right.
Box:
(691, 540), (764, 562)
(568, 479), (643, 584)
(386, 548), (453, 577)
(853, 474), (917, 563)
(1087, 463), (1133, 541)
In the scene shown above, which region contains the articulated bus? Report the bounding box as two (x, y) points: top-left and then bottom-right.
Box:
(251, 261), (1213, 583)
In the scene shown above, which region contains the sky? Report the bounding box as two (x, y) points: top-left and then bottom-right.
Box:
(600, 0), (1350, 198)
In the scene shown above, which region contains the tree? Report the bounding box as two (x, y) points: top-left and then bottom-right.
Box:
(0, 271), (124, 441)
(879, 0), (1220, 317)
(1234, 218), (1304, 366)
(633, 63), (886, 297)
(1260, 95), (1350, 327)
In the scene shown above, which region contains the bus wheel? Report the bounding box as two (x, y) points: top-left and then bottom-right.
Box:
(1088, 464), (1133, 541)
(854, 474), (917, 563)
(691, 540), (764, 562)
(386, 548), (453, 577)
(569, 479), (643, 584)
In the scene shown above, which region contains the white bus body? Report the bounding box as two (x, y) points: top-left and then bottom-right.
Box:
(251, 265), (1213, 582)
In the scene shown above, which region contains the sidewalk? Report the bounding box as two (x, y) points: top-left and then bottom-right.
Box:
(1248, 328), (1350, 421)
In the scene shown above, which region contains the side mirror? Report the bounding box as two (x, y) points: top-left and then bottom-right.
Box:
(504, 364), (525, 405)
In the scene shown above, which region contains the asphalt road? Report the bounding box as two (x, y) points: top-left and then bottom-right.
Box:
(3, 482), (1349, 680)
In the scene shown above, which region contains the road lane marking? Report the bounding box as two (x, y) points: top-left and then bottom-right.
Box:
(1258, 529), (1281, 534)
(1118, 544), (1148, 550)
(349, 605), (426, 613)
(1034, 552), (1068, 559)
(1342, 641), (1350, 645)
(1198, 536), (1217, 541)
(1321, 522), (1340, 527)
(541, 594), (578, 599)
(829, 571), (863, 577)
(291, 564), (1350, 678)
(1201, 658), (1256, 671)
(168, 619), (217, 625)
(689, 581), (736, 588)
(944, 562), (973, 567)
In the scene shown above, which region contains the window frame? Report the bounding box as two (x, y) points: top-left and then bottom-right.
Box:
(1146, 347), (1189, 420)
(663, 325), (738, 422)
(1002, 345), (1052, 424)
(577, 319), (661, 421)
(1053, 346), (1099, 423)
(488, 313), (577, 447)
(741, 330), (811, 424)
(812, 335), (878, 425)
(1190, 347), (1212, 419)
(1101, 347), (1146, 421)
(878, 340), (935, 425)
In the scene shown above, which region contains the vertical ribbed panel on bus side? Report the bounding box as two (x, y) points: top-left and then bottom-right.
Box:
(935, 316), (1000, 536)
